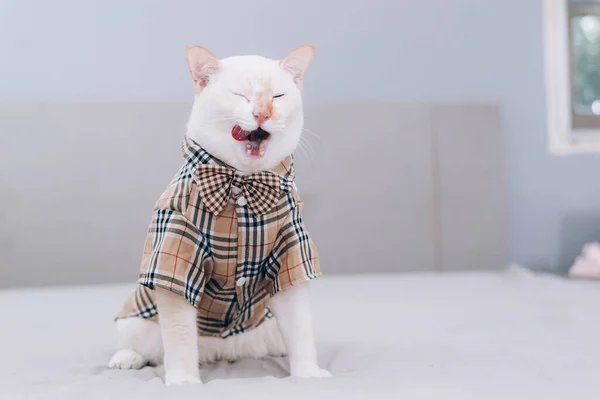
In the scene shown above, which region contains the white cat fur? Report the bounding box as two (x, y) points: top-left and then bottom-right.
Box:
(108, 45), (330, 385)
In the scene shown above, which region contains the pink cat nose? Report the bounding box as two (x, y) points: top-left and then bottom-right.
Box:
(253, 111), (270, 125)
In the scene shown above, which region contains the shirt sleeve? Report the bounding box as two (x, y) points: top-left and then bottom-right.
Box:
(138, 208), (212, 307)
(116, 283), (159, 322)
(269, 200), (321, 295)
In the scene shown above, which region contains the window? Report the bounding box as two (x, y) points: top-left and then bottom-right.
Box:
(546, 0), (600, 152)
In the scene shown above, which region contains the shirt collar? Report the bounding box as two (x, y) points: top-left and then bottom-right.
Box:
(182, 137), (295, 183)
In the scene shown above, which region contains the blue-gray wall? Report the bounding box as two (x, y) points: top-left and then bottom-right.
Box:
(0, 0), (594, 272)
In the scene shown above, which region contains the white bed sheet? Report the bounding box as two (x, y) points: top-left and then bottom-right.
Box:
(1, 267), (599, 400)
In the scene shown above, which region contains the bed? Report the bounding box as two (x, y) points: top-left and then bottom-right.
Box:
(2, 267), (598, 399)
(1, 101), (551, 398)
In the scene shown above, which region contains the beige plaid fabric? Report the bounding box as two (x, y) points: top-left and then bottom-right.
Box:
(117, 138), (321, 337)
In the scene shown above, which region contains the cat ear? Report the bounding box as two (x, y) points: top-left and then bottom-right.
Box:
(280, 45), (315, 89)
(185, 46), (220, 93)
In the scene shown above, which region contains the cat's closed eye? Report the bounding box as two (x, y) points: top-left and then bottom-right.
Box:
(232, 92), (250, 102)
(273, 94), (285, 99)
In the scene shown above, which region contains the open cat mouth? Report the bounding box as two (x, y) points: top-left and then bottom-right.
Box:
(231, 125), (271, 157)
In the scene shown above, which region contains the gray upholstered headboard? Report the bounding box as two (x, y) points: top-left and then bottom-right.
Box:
(0, 102), (505, 288)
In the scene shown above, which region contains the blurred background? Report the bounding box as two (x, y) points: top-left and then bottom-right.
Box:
(1, 0), (600, 288)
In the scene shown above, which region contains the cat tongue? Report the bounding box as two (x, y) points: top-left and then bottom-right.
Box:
(232, 125), (267, 157)
(232, 125), (251, 141)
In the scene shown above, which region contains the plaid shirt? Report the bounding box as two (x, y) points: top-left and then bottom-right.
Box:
(117, 138), (321, 337)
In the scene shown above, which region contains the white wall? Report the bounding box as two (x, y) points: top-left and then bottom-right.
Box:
(3, 0), (596, 273)
(0, 0), (526, 103)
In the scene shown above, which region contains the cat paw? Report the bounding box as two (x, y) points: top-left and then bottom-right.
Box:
(108, 349), (147, 370)
(165, 371), (202, 386)
(291, 365), (332, 379)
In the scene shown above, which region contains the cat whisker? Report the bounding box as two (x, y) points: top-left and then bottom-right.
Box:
(295, 141), (311, 160)
(302, 128), (324, 143)
(300, 136), (316, 158)
(301, 128), (330, 156)
(297, 136), (317, 166)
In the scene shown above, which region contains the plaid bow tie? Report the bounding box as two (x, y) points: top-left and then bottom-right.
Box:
(194, 164), (282, 216)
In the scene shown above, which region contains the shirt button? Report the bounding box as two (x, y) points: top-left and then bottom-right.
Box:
(237, 196), (247, 206)
(236, 277), (247, 287)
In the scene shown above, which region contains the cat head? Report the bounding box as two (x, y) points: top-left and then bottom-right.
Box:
(185, 45), (315, 172)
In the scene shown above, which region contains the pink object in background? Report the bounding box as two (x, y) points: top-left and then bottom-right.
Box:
(569, 242), (600, 279)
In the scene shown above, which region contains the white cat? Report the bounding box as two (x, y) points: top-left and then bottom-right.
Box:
(108, 45), (331, 386)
